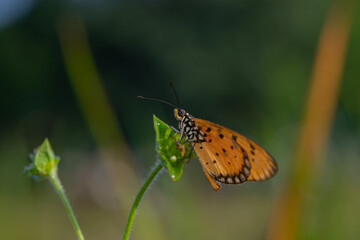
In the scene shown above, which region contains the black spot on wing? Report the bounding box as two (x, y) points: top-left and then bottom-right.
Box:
(250, 143), (255, 150)
(240, 147), (248, 156)
(231, 135), (240, 148)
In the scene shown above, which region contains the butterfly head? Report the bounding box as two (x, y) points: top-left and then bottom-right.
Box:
(174, 108), (186, 121)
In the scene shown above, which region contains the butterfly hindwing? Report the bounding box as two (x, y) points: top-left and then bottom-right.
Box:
(193, 118), (278, 190)
(199, 163), (221, 191)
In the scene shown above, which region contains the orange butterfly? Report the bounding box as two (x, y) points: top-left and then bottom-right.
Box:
(138, 86), (278, 191)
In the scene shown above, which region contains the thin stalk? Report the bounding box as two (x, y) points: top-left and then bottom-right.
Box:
(49, 171), (85, 240)
(123, 163), (163, 240)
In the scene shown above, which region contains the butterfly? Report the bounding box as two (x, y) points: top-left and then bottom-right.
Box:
(138, 85), (278, 191)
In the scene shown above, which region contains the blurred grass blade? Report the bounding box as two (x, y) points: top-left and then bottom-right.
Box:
(57, 14), (137, 208)
(57, 16), (167, 239)
(267, 1), (353, 239)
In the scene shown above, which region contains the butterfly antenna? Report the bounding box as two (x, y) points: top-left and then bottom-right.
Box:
(137, 96), (178, 108)
(169, 82), (180, 107)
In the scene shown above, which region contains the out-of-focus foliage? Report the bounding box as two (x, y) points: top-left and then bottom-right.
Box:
(0, 0), (359, 239)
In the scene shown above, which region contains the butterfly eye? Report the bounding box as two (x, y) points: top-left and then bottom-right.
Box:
(174, 108), (185, 121)
(178, 109), (185, 117)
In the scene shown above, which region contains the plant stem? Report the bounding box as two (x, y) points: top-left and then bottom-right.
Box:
(49, 171), (85, 240)
(123, 163), (163, 240)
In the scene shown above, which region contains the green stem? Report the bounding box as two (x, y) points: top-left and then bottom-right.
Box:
(123, 163), (163, 240)
(49, 171), (85, 240)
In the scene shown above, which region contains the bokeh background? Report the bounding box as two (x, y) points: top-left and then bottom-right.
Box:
(0, 0), (359, 239)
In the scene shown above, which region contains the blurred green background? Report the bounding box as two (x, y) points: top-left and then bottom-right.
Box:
(0, 0), (359, 239)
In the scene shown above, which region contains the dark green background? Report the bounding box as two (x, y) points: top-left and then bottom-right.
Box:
(0, 0), (359, 239)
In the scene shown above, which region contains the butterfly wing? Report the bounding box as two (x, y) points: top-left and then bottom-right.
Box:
(193, 118), (278, 190)
(199, 163), (221, 191)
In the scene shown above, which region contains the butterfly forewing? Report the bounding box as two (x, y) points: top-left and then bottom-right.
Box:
(193, 118), (278, 190)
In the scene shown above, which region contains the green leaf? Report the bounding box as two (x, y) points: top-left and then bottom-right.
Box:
(24, 138), (60, 180)
(153, 115), (196, 181)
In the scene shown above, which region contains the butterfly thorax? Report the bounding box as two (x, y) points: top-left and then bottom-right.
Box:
(174, 108), (206, 143)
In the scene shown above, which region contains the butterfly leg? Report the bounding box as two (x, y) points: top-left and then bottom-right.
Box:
(170, 126), (180, 133)
(171, 125), (186, 145)
(183, 143), (196, 164)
